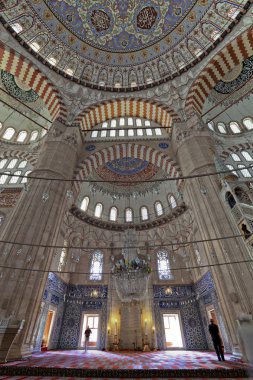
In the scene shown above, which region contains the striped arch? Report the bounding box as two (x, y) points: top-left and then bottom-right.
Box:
(220, 142), (252, 159)
(74, 98), (180, 130)
(185, 27), (253, 115)
(0, 43), (67, 121)
(0, 150), (37, 166)
(74, 143), (183, 190)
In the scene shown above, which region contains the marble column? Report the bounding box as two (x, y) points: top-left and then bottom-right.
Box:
(172, 114), (253, 353)
(0, 119), (81, 360)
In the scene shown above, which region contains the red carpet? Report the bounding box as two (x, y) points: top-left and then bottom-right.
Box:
(0, 350), (251, 379)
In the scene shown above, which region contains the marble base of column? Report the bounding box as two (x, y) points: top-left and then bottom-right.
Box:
(0, 319), (25, 362)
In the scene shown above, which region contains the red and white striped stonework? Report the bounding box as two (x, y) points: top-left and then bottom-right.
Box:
(0, 150), (37, 166)
(74, 143), (183, 192)
(185, 27), (253, 116)
(0, 43), (67, 121)
(75, 98), (180, 130)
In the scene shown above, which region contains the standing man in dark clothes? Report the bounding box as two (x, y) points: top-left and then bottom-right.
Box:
(209, 319), (225, 361)
(84, 326), (92, 353)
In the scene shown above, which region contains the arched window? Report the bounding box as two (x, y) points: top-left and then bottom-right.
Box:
(0, 172), (10, 184)
(155, 201), (164, 216)
(7, 159), (18, 169)
(89, 250), (103, 281)
(30, 131), (38, 141)
(11, 23), (23, 33)
(243, 118), (253, 130)
(109, 206), (118, 221)
(41, 129), (47, 137)
(16, 131), (27, 142)
(18, 160), (27, 169)
(238, 165), (251, 178)
(94, 203), (103, 218)
(168, 195), (177, 209)
(2, 127), (15, 140)
(136, 118), (142, 127)
(157, 250), (173, 280)
(217, 123), (226, 134)
(9, 170), (21, 184)
(225, 192), (236, 209)
(230, 122), (241, 134)
(140, 206), (149, 221)
(21, 170), (31, 183)
(0, 159), (7, 169)
(80, 196), (89, 212)
(226, 164), (238, 177)
(58, 241), (68, 272)
(207, 121), (214, 131)
(125, 207), (133, 222)
(241, 151), (253, 161)
(231, 153), (240, 162)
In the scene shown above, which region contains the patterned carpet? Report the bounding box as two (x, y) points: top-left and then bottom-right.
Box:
(0, 350), (251, 378)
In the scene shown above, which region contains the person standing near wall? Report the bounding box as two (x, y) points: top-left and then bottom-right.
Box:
(84, 326), (92, 353)
(209, 319), (225, 361)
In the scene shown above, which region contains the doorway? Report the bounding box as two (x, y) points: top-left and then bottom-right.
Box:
(42, 309), (55, 349)
(81, 314), (99, 348)
(163, 313), (183, 348)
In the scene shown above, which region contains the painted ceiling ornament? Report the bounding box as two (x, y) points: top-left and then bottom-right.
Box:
(43, 0), (197, 51)
(3, 0), (247, 87)
(0, 70), (39, 103)
(90, 9), (111, 32)
(137, 6), (158, 30)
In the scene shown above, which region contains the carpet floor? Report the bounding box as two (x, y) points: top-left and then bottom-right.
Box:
(0, 350), (251, 379)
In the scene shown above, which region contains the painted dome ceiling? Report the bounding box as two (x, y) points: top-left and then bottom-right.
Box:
(87, 157), (167, 198)
(2, 0), (249, 89)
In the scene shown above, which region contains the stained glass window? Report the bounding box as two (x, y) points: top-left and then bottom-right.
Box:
(89, 250), (103, 281)
(125, 207), (133, 222)
(141, 206), (149, 221)
(95, 203), (103, 218)
(109, 206), (117, 221)
(155, 201), (164, 216)
(157, 250), (172, 280)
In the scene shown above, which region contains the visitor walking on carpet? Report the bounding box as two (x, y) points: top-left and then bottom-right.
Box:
(208, 319), (225, 361)
(84, 326), (92, 353)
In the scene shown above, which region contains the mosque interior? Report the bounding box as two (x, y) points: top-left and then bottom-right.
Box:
(0, 0), (253, 378)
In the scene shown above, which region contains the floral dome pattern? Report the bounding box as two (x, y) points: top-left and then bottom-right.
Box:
(1, 0), (249, 89)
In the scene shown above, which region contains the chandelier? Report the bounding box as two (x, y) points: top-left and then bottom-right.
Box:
(111, 229), (151, 302)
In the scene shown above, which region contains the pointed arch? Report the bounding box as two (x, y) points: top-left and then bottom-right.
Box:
(185, 27), (253, 116)
(74, 98), (180, 131)
(0, 43), (67, 121)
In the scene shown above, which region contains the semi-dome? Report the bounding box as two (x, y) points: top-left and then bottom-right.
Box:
(1, 0), (249, 90)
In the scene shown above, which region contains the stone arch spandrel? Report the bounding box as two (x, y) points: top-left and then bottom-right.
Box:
(0, 43), (67, 121)
(185, 27), (253, 116)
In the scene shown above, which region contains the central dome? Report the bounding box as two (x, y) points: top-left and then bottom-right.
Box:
(2, 0), (246, 89)
(44, 0), (196, 53)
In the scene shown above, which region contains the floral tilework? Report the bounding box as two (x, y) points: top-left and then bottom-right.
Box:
(153, 283), (207, 350)
(58, 284), (108, 349)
